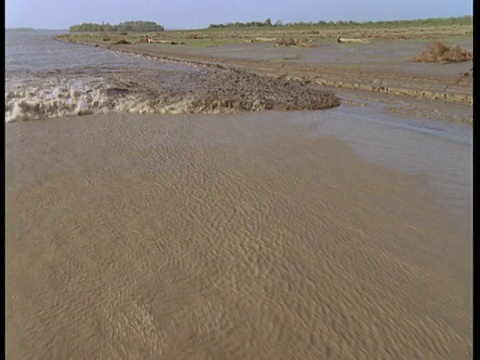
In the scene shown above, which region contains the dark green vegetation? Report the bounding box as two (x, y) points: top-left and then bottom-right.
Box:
(208, 15), (472, 30)
(208, 18), (274, 28)
(69, 21), (164, 32)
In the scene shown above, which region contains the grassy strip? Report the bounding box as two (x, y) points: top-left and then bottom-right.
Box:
(56, 16), (472, 49)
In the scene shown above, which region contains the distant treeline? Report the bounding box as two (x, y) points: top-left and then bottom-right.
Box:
(208, 16), (472, 29)
(69, 21), (164, 32)
(209, 18), (273, 29)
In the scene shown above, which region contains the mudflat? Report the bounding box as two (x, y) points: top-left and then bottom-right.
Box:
(6, 113), (472, 359)
(58, 22), (473, 112)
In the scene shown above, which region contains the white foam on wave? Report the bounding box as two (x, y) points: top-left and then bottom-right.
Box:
(5, 57), (340, 122)
(4, 78), (237, 123)
(5, 77), (117, 122)
(4, 46), (212, 123)
(4, 74), (234, 122)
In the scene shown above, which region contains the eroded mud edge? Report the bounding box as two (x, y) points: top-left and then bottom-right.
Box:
(61, 39), (473, 106)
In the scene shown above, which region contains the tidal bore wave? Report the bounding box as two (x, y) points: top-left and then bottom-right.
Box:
(5, 61), (340, 122)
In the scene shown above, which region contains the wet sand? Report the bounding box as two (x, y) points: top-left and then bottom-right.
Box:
(6, 112), (472, 359)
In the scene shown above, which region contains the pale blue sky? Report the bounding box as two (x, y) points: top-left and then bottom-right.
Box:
(6, 0), (473, 30)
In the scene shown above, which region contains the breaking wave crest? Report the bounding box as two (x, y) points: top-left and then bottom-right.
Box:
(5, 62), (340, 122)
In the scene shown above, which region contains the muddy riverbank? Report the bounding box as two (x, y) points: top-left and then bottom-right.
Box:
(60, 35), (473, 111)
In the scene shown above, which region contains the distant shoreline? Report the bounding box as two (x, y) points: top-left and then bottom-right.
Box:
(7, 28), (68, 31)
(7, 27), (35, 31)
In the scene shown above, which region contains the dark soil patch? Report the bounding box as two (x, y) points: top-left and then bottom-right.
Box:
(414, 42), (472, 63)
(113, 39), (131, 45)
(276, 38), (298, 47)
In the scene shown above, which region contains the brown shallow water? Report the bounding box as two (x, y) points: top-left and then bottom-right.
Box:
(6, 111), (472, 359)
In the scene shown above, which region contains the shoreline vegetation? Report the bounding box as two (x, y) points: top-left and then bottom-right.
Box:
(67, 16), (472, 33)
(69, 20), (164, 32)
(62, 16), (473, 47)
(60, 17), (473, 50)
(207, 15), (472, 29)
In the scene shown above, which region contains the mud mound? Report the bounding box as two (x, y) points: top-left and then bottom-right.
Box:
(186, 68), (340, 112)
(276, 38), (297, 47)
(414, 42), (473, 63)
(119, 67), (340, 114)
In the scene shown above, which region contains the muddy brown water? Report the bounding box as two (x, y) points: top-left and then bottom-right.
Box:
(6, 108), (472, 359)
(6, 30), (472, 359)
